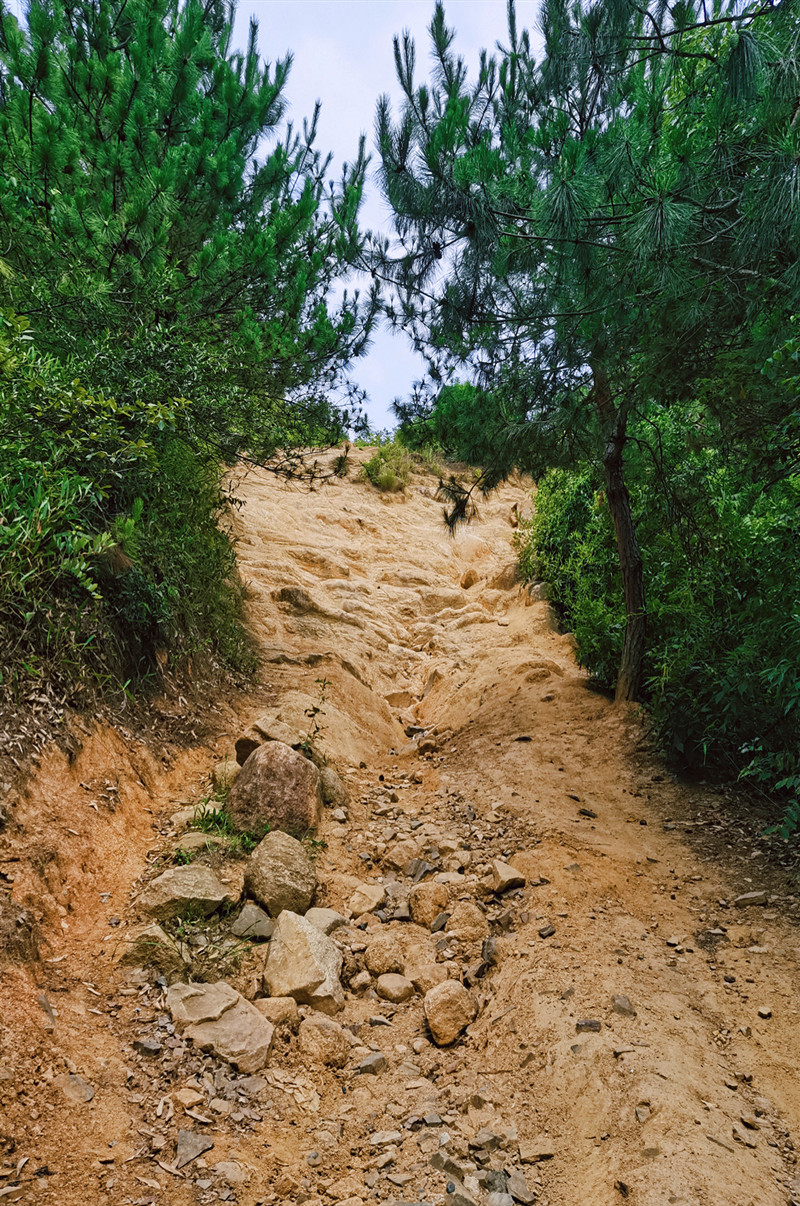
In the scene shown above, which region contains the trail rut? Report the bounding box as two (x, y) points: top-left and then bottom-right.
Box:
(1, 446), (799, 1206)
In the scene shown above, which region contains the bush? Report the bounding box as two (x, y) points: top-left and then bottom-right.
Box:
(516, 412), (800, 827)
(0, 313), (252, 708)
(359, 442), (413, 492)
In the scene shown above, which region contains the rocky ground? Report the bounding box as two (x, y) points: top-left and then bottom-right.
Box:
(1, 446), (799, 1206)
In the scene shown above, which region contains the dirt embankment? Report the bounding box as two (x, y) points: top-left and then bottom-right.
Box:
(1, 447), (799, 1206)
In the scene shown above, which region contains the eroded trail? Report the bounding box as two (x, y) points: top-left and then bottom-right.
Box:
(1, 448), (799, 1206)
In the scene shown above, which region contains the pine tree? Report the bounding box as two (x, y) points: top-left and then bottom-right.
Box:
(0, 0), (376, 448)
(374, 0), (799, 699)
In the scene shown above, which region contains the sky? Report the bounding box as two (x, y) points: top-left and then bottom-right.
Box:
(6, 0), (543, 428)
(230, 1), (544, 429)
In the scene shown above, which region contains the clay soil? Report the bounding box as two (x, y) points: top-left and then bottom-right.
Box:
(1, 446), (799, 1206)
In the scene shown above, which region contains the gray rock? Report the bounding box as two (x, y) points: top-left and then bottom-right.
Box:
(228, 740), (323, 836)
(611, 993), (637, 1018)
(133, 1036), (162, 1057)
(357, 1052), (387, 1074)
(319, 765), (349, 808)
(576, 1019), (602, 1033)
(305, 906), (347, 935)
(53, 1073), (94, 1104)
(231, 902), (274, 941)
(734, 891), (768, 907)
(175, 1130), (214, 1170)
(263, 910), (344, 1014)
(245, 831), (316, 917)
(165, 981), (275, 1073)
(507, 1172), (536, 1205)
(137, 865), (239, 922)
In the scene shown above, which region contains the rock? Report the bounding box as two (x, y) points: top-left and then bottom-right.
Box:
(431, 912), (450, 933)
(253, 996), (301, 1032)
(461, 568), (480, 589)
(231, 902), (275, 941)
(376, 973), (414, 1003)
(235, 714), (305, 765)
(576, 1019), (602, 1033)
(518, 1138), (554, 1163)
(635, 1104), (651, 1124)
(175, 1130), (214, 1170)
(167, 981), (275, 1073)
(305, 907), (347, 935)
(357, 1052), (387, 1075)
(137, 865), (239, 921)
(213, 760), (241, 792)
(227, 741), (323, 836)
(263, 910), (344, 1014)
(133, 1036), (162, 1057)
(173, 830), (225, 855)
(445, 901), (489, 942)
(424, 980), (478, 1046)
(245, 831), (316, 917)
(174, 1087), (204, 1109)
(538, 923), (555, 939)
(733, 1123), (757, 1148)
(350, 969), (373, 993)
(757, 1006), (772, 1019)
(487, 1195), (514, 1206)
(298, 1014), (351, 1068)
(120, 923), (185, 974)
(215, 1161), (247, 1185)
(167, 980), (240, 1024)
(53, 1072), (94, 1104)
(492, 860), (526, 892)
(507, 1171), (535, 1204)
(409, 881), (449, 928)
(329, 1175), (366, 1200)
(385, 837), (423, 869)
(409, 961), (448, 994)
(365, 934), (404, 975)
(734, 891), (768, 907)
(348, 882), (386, 916)
(611, 994), (637, 1018)
(319, 765), (349, 808)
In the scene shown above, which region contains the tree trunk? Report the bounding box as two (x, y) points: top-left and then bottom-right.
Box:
(593, 362), (646, 702)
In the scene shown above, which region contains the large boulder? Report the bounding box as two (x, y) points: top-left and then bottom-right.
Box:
(264, 910), (344, 1015)
(166, 981), (275, 1073)
(245, 831), (316, 918)
(137, 865), (240, 922)
(227, 741), (323, 836)
(424, 980), (478, 1046)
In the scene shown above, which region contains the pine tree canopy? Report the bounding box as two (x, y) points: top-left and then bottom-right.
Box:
(0, 0), (377, 450)
(373, 0), (800, 698)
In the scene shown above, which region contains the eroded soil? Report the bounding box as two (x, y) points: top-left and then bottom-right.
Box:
(1, 447), (799, 1206)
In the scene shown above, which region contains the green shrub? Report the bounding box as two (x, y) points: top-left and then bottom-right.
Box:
(0, 313), (252, 707)
(516, 417), (800, 827)
(359, 442), (413, 492)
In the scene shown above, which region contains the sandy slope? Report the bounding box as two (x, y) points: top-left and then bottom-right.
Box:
(1, 446), (798, 1206)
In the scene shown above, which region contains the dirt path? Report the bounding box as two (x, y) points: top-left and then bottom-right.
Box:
(1, 447), (799, 1206)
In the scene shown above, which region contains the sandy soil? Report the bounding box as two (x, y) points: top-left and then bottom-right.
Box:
(1, 446), (798, 1206)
